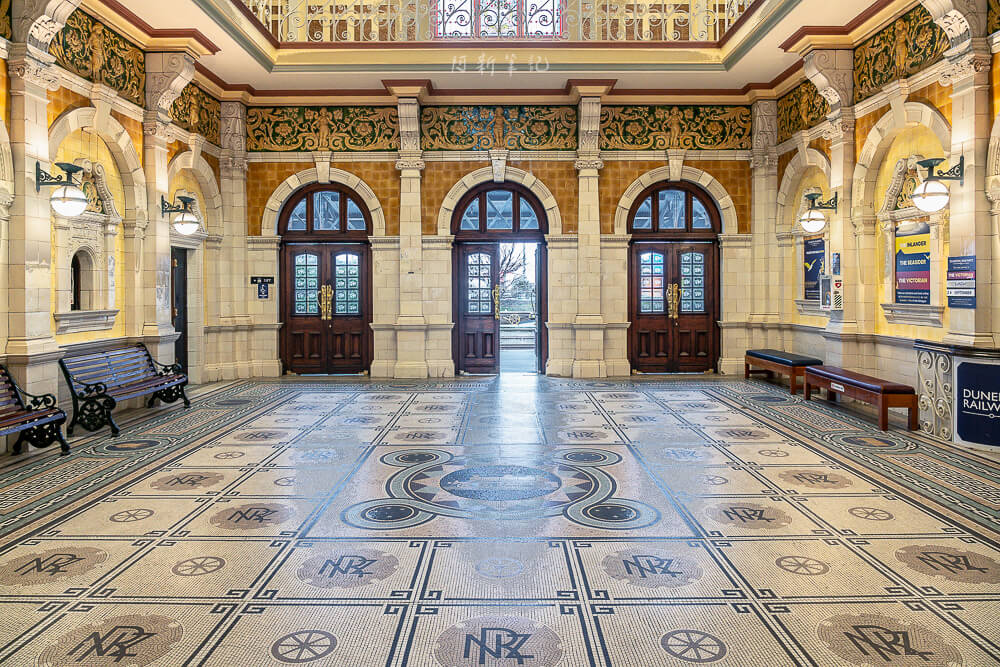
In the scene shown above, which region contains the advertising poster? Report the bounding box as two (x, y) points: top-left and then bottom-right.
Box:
(803, 237), (824, 301)
(956, 360), (1000, 448)
(895, 221), (930, 305)
(947, 255), (976, 309)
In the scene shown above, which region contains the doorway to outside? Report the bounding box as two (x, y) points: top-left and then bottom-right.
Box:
(498, 242), (540, 373)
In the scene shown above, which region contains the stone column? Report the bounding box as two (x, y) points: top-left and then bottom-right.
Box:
(5, 46), (61, 395)
(804, 49), (859, 367)
(394, 97), (430, 378)
(940, 44), (995, 347)
(749, 100), (779, 348)
(572, 95), (606, 378)
(219, 101), (258, 376)
(143, 53), (194, 363)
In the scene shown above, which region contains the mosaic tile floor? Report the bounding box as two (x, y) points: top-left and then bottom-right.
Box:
(1, 374), (999, 666)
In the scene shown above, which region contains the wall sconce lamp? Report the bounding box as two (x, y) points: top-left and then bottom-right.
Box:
(162, 195), (199, 235)
(911, 156), (964, 213)
(36, 161), (88, 217)
(799, 192), (837, 233)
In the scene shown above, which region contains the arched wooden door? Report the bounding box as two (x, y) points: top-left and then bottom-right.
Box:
(279, 184), (373, 374)
(451, 183), (548, 374)
(627, 182), (720, 373)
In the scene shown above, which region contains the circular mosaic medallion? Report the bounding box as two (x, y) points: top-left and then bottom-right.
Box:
(474, 557), (525, 579)
(0, 547), (108, 585)
(271, 630), (337, 663)
(602, 548), (702, 588)
(699, 474), (729, 486)
(297, 548), (398, 588)
(210, 503), (293, 530)
(895, 545), (1000, 583)
(362, 503), (419, 523)
(434, 616), (562, 667)
(440, 465), (561, 501)
(817, 613), (961, 666)
(150, 472), (225, 491)
(848, 506), (894, 521)
(584, 503), (638, 522)
(660, 629), (727, 663)
(777, 469), (853, 490)
(757, 449), (790, 458)
(109, 508), (154, 523)
(775, 555), (830, 576)
(38, 614), (182, 667)
(172, 556), (226, 576)
(213, 451), (245, 460)
(705, 502), (793, 529)
(104, 439), (160, 452)
(749, 394), (789, 404)
(273, 476), (296, 487)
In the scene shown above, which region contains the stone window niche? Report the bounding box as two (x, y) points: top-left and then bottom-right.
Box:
(52, 160), (120, 335)
(877, 157), (945, 328)
(792, 188), (831, 319)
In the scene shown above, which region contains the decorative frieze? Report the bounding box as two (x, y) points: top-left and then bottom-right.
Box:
(246, 106), (400, 152)
(49, 9), (145, 106)
(777, 81), (829, 143)
(170, 83), (220, 144)
(420, 105), (577, 151)
(853, 5), (949, 103)
(599, 105), (752, 150)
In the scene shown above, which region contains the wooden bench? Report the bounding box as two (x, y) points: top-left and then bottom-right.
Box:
(59, 344), (190, 436)
(745, 349), (824, 395)
(0, 365), (69, 455)
(804, 365), (917, 431)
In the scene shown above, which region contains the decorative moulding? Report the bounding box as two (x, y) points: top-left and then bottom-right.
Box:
(795, 299), (829, 318)
(54, 309), (118, 334)
(881, 302), (944, 327)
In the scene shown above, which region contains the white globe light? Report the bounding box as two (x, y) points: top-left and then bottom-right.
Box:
(50, 184), (88, 217)
(799, 208), (826, 233)
(911, 179), (949, 213)
(172, 211), (199, 235)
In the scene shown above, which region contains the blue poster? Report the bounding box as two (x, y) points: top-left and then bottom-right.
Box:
(803, 238), (824, 301)
(947, 256), (976, 309)
(894, 222), (930, 305)
(956, 361), (1000, 448)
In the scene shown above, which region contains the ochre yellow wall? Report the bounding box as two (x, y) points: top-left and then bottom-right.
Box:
(421, 160), (487, 235)
(872, 125), (950, 340)
(855, 105), (890, 159)
(112, 110), (143, 166)
(47, 87), (91, 128)
(51, 128), (127, 345)
(509, 159), (578, 234)
(909, 81), (953, 125)
(0, 59), (8, 130)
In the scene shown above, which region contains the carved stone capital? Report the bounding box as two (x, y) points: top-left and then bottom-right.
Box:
(221, 154), (248, 176)
(938, 44), (991, 88)
(142, 114), (171, 141)
(574, 159), (604, 172)
(7, 44), (59, 92)
(395, 157), (425, 172)
(924, 0), (987, 51)
(750, 151), (778, 171)
(220, 101), (247, 153)
(145, 52), (195, 123)
(822, 110), (855, 142)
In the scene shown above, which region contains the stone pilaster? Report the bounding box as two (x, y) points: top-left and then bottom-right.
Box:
(940, 42), (995, 346)
(572, 95), (606, 378)
(749, 100), (779, 348)
(5, 45), (61, 398)
(394, 97), (430, 378)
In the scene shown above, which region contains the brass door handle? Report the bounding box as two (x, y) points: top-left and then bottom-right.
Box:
(493, 284), (500, 321)
(319, 284), (333, 320)
(669, 283), (680, 320)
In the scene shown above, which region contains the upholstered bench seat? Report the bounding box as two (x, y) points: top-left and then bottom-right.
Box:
(804, 365), (917, 431)
(744, 349), (823, 395)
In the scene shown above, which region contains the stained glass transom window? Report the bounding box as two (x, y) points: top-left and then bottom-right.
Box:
(435, 0), (562, 38)
(639, 252), (665, 314)
(294, 253), (319, 315)
(629, 186), (717, 234)
(455, 187), (544, 234)
(467, 253), (492, 314)
(334, 253), (360, 315)
(680, 252), (705, 313)
(281, 187), (369, 235)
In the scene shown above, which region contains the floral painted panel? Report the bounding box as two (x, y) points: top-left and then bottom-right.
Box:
(777, 81), (829, 143)
(0, 0), (10, 40)
(990, 0), (1000, 35)
(854, 5), (948, 103)
(49, 10), (145, 107)
(246, 107), (399, 151)
(420, 106), (577, 151)
(599, 105), (752, 150)
(171, 84), (221, 145)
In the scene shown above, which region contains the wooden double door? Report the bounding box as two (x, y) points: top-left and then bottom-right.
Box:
(629, 241), (718, 373)
(455, 242), (546, 374)
(281, 243), (371, 374)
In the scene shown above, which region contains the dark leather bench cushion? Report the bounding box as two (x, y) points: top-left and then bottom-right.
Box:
(805, 366), (914, 394)
(746, 349), (823, 367)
